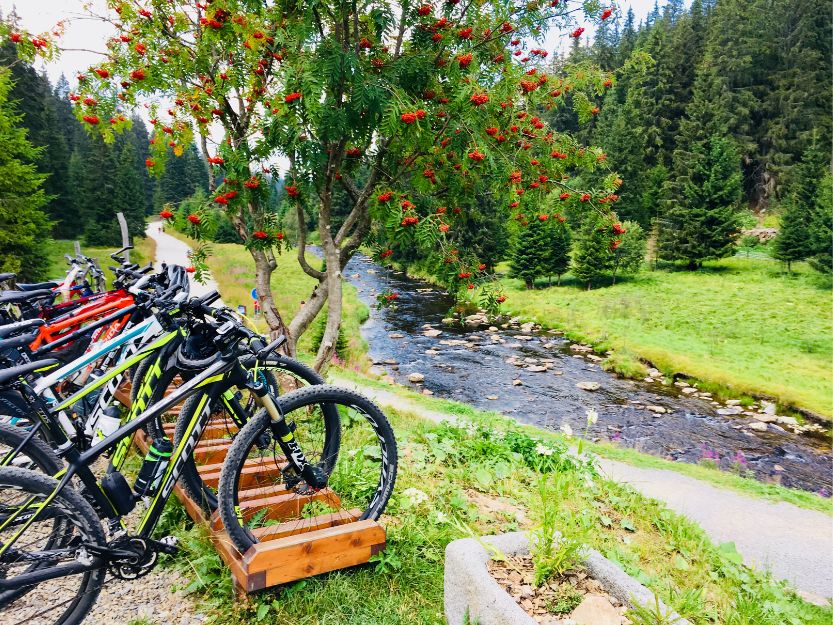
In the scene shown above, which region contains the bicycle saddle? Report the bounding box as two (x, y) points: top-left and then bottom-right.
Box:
(0, 318), (45, 338)
(0, 358), (60, 386)
(0, 331), (37, 353)
(16, 281), (59, 291)
(0, 273), (15, 283)
(0, 289), (54, 305)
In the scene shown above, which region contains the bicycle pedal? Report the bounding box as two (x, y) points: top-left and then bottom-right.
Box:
(152, 536), (179, 555)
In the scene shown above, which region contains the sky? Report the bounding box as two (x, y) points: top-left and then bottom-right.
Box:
(3, 0), (666, 84)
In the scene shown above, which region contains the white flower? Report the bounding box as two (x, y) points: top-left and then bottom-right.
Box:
(586, 408), (598, 426)
(560, 423), (574, 438)
(535, 443), (554, 456)
(434, 511), (449, 523)
(402, 487), (429, 506)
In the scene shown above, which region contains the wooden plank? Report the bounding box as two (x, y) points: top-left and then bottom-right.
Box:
(199, 460), (286, 489)
(251, 508), (362, 542)
(243, 519), (386, 584)
(210, 488), (342, 530)
(192, 440), (233, 464)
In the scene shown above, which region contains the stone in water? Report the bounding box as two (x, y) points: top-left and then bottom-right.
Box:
(576, 381), (601, 391)
(407, 373), (425, 383)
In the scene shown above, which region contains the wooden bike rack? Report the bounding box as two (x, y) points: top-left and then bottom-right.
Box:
(115, 381), (386, 593)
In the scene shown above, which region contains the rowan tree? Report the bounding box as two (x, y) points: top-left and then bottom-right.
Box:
(3, 0), (619, 369)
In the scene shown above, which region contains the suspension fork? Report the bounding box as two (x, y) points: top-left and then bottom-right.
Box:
(246, 372), (328, 490)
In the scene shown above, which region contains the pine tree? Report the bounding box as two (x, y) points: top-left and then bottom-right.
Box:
(611, 220), (646, 283)
(572, 217), (614, 289)
(128, 115), (156, 216)
(0, 68), (52, 280)
(808, 171), (833, 274)
(775, 140), (831, 271)
(660, 134), (743, 268)
(544, 218), (571, 285)
(113, 141), (145, 239)
(78, 133), (121, 246)
(511, 218), (548, 289)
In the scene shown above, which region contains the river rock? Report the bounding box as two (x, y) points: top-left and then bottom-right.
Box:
(569, 594), (622, 625)
(422, 389), (434, 396)
(587, 354), (604, 362)
(425, 349), (440, 355)
(674, 380), (690, 388)
(367, 269), (377, 274)
(726, 399), (742, 406)
(486, 395), (499, 400)
(646, 405), (667, 414)
(526, 365), (548, 372)
(384, 358), (398, 365)
(423, 328), (443, 338)
(682, 387), (698, 394)
(647, 367), (662, 377)
(776, 415), (799, 426)
(571, 344), (593, 352)
(753, 413), (776, 423)
(717, 407), (743, 416)
(542, 342), (556, 348)
(761, 400), (777, 415)
(442, 317), (456, 325)
(520, 322), (536, 333)
(747, 421), (768, 432)
(488, 326), (499, 332)
(576, 381), (601, 391)
(516, 335), (534, 341)
(407, 373), (425, 383)
(389, 333), (404, 339)
(512, 379), (523, 386)
(552, 370), (564, 376)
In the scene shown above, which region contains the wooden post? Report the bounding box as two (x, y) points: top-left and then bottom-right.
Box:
(116, 212), (131, 263)
(73, 241), (81, 256)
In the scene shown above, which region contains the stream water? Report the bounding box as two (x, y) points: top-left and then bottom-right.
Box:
(343, 254), (832, 494)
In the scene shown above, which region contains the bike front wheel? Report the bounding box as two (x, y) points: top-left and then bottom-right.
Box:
(217, 385), (397, 554)
(0, 467), (105, 625)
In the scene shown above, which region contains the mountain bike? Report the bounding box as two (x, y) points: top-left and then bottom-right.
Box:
(0, 297), (397, 625)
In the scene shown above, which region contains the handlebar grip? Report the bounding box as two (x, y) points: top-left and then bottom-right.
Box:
(140, 263), (154, 274)
(196, 290), (221, 307)
(256, 335), (286, 360)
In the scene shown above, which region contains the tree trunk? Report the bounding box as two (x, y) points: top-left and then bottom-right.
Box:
(312, 238), (343, 371)
(251, 248), (292, 353)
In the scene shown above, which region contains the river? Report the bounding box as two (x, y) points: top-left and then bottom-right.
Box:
(343, 254), (832, 494)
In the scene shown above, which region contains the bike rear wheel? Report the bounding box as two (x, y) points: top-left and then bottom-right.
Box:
(0, 423), (62, 475)
(0, 467), (105, 625)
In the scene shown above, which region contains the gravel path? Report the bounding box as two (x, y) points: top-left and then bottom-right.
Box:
(329, 374), (833, 602)
(145, 222), (222, 300)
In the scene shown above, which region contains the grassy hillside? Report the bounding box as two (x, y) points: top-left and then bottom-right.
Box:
(493, 257), (832, 419)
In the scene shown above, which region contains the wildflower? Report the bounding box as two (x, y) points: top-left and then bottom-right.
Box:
(470, 93), (489, 106)
(159, 210), (173, 219)
(187, 214), (201, 224)
(134, 43), (147, 55)
(130, 68), (146, 80)
(386, 292), (399, 301)
(401, 112), (417, 124)
(285, 185), (299, 197)
(253, 231), (268, 240)
(458, 53), (473, 68)
(9, 33), (21, 43)
(377, 191), (393, 202)
(560, 423), (573, 438)
(82, 115), (100, 125)
(284, 91), (302, 103)
(457, 27), (473, 39)
(509, 171), (522, 184)
(580, 193), (591, 202)
(468, 150), (485, 162)
(207, 156), (224, 165)
(94, 68), (109, 78)
(401, 216), (419, 226)
(380, 249), (394, 258)
(485, 127), (498, 136)
(586, 408), (598, 426)
(146, 158), (156, 168)
(417, 4), (432, 15)
(535, 443), (554, 456)
(244, 177), (260, 189)
(496, 295), (507, 303)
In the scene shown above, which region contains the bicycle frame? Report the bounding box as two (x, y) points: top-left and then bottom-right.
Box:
(0, 352), (249, 592)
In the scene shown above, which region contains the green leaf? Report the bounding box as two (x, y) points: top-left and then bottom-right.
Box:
(673, 555), (690, 571)
(619, 518), (636, 532)
(256, 603), (269, 621)
(599, 514), (613, 528)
